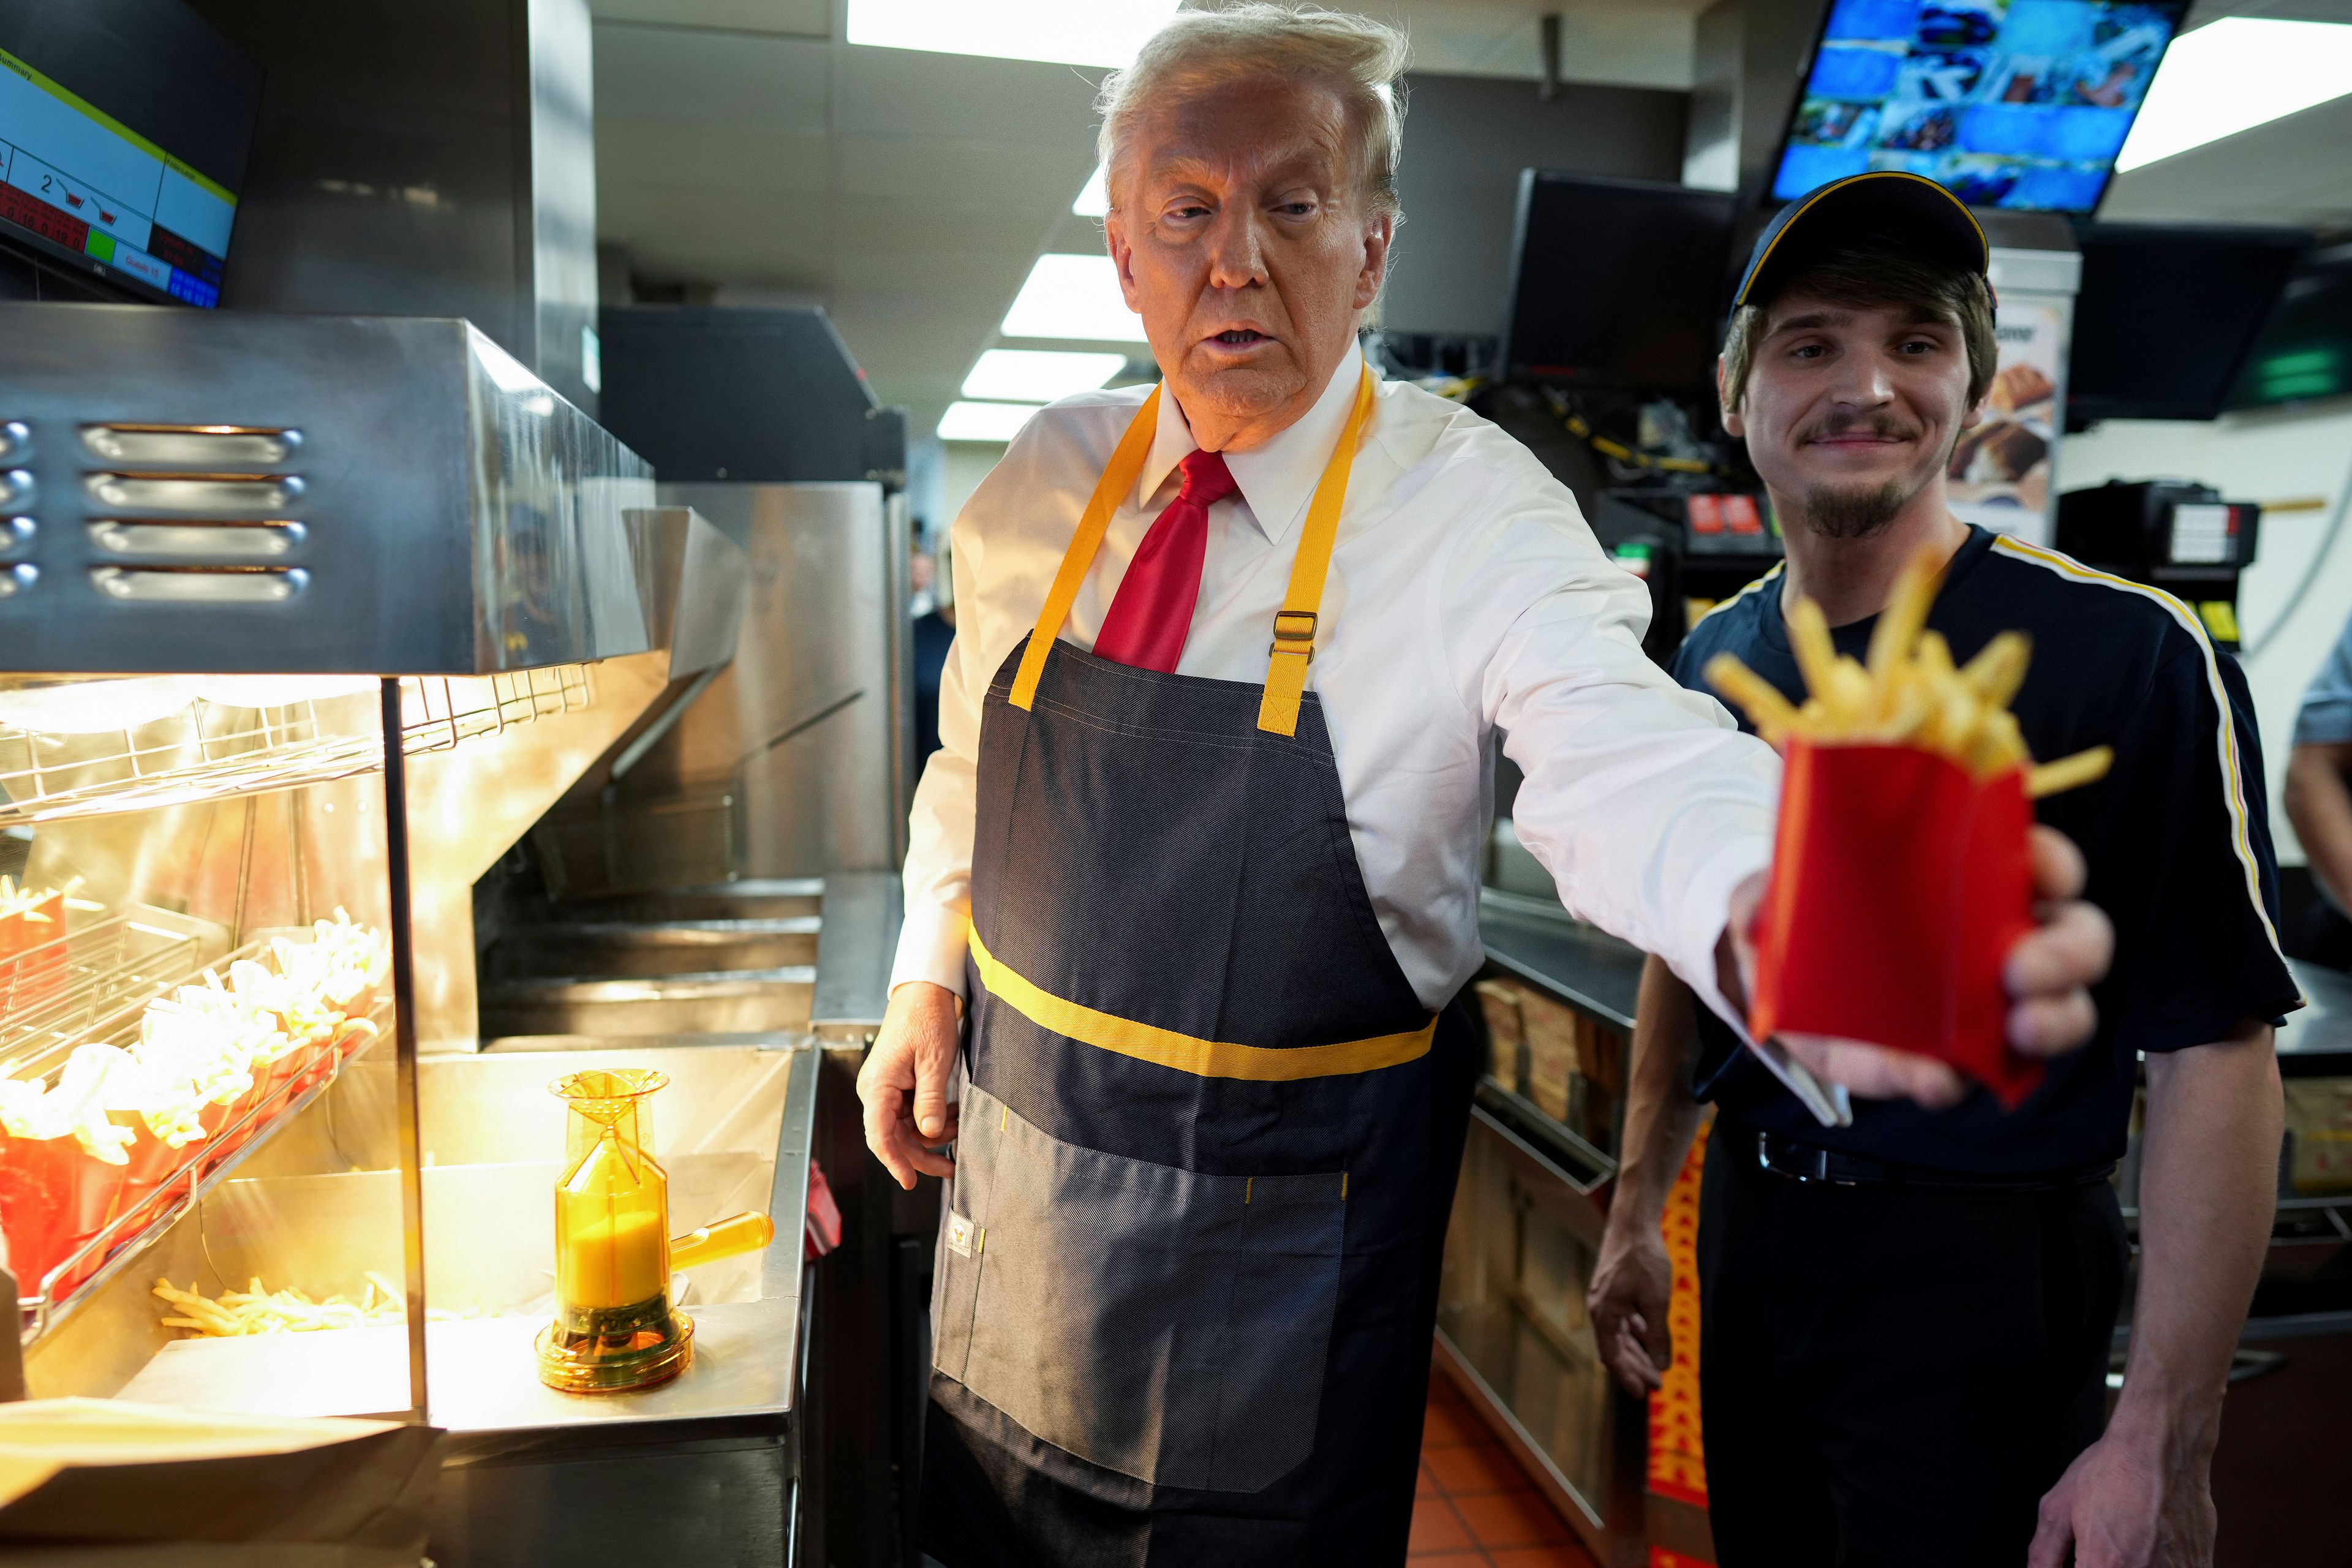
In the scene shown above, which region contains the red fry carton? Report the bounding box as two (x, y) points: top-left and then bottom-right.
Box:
(1748, 736), (2045, 1108)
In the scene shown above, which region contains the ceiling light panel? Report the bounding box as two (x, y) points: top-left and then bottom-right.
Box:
(2116, 18), (2352, 172)
(846, 1), (1183, 69)
(938, 401), (1044, 442)
(963, 349), (1127, 402)
(1001, 254), (1150, 342)
(1074, 164), (1110, 217)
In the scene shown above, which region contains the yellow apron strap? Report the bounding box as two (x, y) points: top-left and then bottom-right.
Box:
(1257, 366), (1377, 737)
(1009, 385), (1163, 711)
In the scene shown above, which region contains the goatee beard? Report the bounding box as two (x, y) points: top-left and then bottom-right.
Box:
(1796, 480), (1911, 540)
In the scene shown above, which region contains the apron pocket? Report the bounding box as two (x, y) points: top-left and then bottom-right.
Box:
(937, 1082), (1344, 1494)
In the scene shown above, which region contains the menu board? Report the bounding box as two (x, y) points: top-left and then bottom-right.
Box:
(1775, 0), (2188, 213)
(0, 2), (256, 306)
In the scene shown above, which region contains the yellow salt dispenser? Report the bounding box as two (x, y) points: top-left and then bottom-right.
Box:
(536, 1068), (776, 1394)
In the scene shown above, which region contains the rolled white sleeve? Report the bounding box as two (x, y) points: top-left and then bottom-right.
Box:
(1446, 493), (1780, 1035)
(892, 523), (986, 996)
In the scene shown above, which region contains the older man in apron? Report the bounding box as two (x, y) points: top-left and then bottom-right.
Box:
(862, 8), (2115, 1566)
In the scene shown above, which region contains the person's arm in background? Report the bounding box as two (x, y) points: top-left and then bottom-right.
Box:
(1589, 954), (1706, 1394)
(2284, 608), (2352, 913)
(2285, 743), (2352, 913)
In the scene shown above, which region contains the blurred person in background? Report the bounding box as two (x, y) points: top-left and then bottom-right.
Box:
(913, 520), (955, 760)
(2285, 604), (2352, 968)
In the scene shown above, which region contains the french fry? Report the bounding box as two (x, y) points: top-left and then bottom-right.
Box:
(155, 1272), (470, 1336)
(1916, 629), (1956, 685)
(1704, 545), (2106, 799)
(1787, 596), (1841, 698)
(1867, 549), (1941, 679)
(2027, 746), (2113, 799)
(1962, 631), (2031, 709)
(1705, 654), (1802, 741)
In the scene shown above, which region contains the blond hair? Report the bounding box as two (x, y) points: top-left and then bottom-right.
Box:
(1096, 4), (1408, 217)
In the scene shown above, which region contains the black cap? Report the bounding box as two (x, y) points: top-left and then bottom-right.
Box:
(1732, 171), (1989, 312)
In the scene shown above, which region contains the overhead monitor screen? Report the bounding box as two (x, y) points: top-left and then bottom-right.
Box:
(1503, 172), (1737, 397)
(0, 1), (262, 306)
(1774, 0), (2188, 214)
(2230, 241), (2352, 412)
(2068, 224), (2307, 426)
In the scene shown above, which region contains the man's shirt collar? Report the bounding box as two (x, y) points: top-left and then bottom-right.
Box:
(1136, 339), (1369, 546)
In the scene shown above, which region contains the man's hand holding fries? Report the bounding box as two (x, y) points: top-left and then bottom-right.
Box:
(1721, 830), (2113, 1107)
(1708, 548), (2118, 1109)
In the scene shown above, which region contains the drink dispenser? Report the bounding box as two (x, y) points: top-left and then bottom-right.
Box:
(537, 1068), (775, 1393)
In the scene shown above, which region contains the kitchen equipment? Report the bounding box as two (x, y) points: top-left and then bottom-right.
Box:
(537, 1067), (772, 1394)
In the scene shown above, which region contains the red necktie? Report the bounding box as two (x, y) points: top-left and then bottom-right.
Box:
(1093, 448), (1238, 671)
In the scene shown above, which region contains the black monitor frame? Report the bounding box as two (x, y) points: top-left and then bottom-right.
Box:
(2066, 221), (2310, 427)
(1501, 170), (1740, 399)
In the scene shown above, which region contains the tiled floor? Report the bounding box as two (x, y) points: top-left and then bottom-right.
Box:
(1411, 1374), (1600, 1566)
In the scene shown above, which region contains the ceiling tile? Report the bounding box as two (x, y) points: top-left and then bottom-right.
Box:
(2103, 94), (2352, 226)
(590, 0), (829, 34)
(594, 24), (830, 129)
(831, 45), (1104, 145)
(832, 135), (1093, 214)
(597, 121), (831, 196)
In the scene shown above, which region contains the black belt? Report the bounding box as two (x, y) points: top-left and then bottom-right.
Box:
(1752, 1131), (2115, 1193)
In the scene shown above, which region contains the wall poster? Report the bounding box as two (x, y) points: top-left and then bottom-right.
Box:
(1948, 292), (2068, 545)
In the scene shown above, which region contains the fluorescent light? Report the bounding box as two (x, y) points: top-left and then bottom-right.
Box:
(1074, 164), (1110, 217)
(2116, 19), (2352, 172)
(938, 401), (1044, 442)
(847, 1), (1182, 69)
(1001, 254), (1150, 342)
(963, 349), (1126, 402)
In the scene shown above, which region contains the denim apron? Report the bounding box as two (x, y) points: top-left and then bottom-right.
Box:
(922, 371), (1480, 1567)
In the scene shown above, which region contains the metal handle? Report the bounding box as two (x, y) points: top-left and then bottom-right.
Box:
(669, 1210), (776, 1271)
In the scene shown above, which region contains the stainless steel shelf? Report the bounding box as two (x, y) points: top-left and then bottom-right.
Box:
(0, 668), (595, 828)
(0, 903), (226, 1063)
(19, 995), (390, 1344)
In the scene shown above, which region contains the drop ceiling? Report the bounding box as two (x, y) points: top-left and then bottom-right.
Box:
(591, 0), (2352, 440)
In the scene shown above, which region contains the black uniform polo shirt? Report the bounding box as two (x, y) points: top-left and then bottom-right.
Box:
(1676, 524), (2301, 1175)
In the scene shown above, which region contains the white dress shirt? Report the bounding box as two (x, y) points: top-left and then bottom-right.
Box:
(895, 342), (1782, 1030)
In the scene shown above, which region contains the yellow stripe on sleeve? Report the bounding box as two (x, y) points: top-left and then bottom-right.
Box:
(1988, 536), (2283, 957)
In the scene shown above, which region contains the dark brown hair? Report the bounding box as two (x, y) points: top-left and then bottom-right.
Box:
(1719, 239), (1998, 414)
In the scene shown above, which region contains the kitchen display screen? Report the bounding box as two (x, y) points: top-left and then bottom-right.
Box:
(1774, 0), (2188, 213)
(0, 1), (262, 306)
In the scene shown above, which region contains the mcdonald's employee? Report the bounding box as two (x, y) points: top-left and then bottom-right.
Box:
(1588, 173), (2299, 1568)
(859, 10), (2113, 1567)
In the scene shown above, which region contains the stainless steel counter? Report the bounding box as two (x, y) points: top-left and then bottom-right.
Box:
(2277, 959), (2352, 1076)
(100, 1040), (818, 1419)
(1478, 888), (1643, 1031)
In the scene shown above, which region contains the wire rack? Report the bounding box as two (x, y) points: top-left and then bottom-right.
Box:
(0, 905), (228, 1070)
(0, 666), (596, 829)
(15, 958), (393, 1343)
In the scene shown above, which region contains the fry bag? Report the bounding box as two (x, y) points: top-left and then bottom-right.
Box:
(1708, 546), (2111, 1109)
(1752, 737), (2041, 1106)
